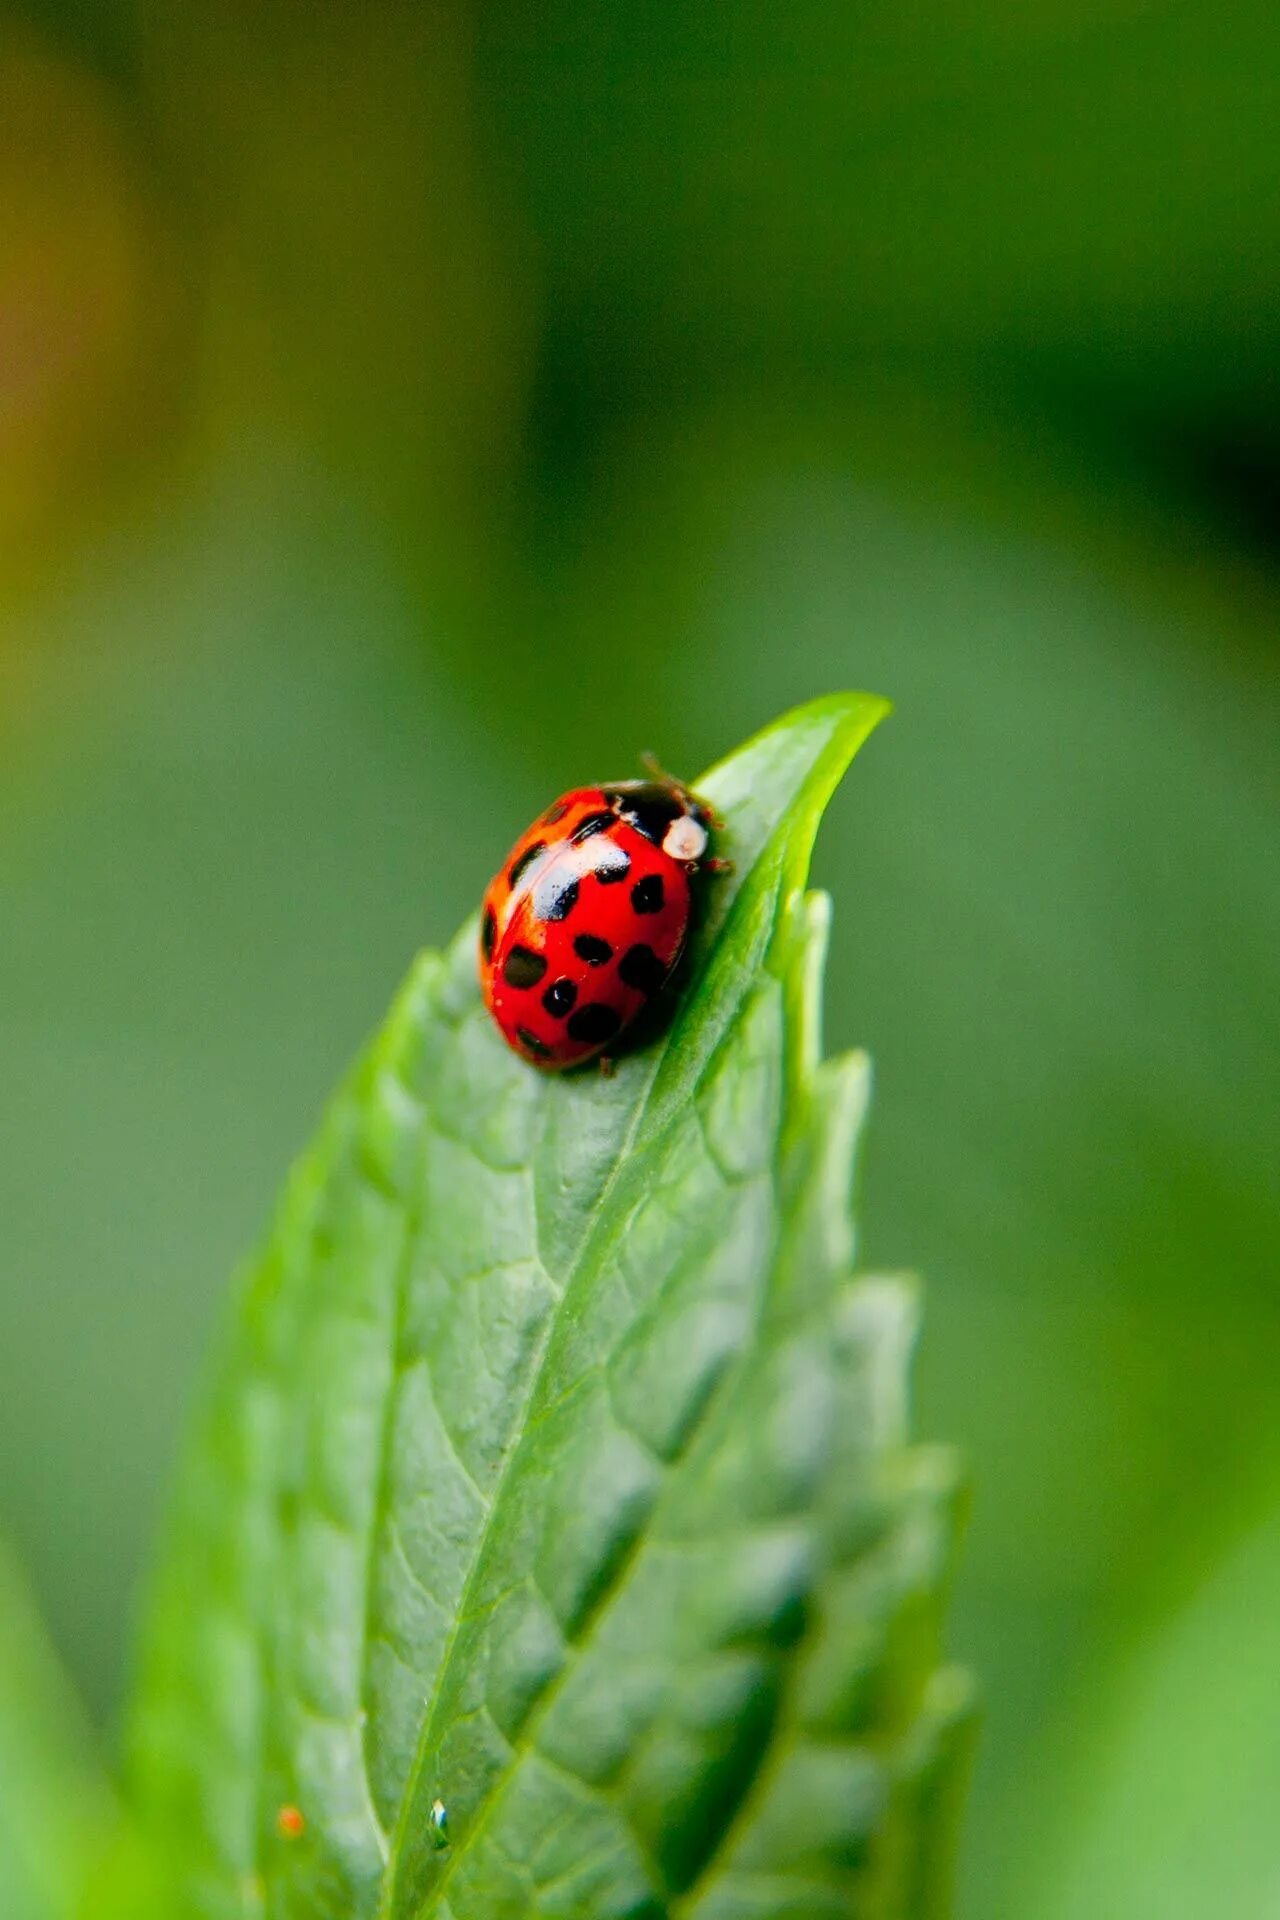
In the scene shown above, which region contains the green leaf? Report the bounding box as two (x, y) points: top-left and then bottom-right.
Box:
(124, 694), (970, 1920)
(0, 1542), (110, 1920)
(0, 1541), (169, 1920)
(1032, 1506), (1280, 1920)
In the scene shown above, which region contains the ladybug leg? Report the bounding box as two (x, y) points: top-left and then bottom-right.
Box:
(598, 1053), (617, 1078)
(704, 855), (735, 874)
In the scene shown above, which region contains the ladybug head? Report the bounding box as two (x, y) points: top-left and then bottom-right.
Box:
(605, 780), (712, 865)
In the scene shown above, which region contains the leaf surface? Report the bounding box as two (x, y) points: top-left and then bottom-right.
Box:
(0, 1543), (111, 1920)
(125, 694), (970, 1919)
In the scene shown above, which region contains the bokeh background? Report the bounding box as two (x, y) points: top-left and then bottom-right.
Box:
(1, 5), (1277, 1916)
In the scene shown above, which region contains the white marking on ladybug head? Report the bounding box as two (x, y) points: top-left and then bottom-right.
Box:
(662, 814), (708, 863)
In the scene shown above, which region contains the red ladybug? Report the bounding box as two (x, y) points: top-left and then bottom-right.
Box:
(479, 776), (726, 1070)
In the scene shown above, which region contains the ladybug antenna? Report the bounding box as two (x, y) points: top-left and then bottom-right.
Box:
(640, 750), (693, 805)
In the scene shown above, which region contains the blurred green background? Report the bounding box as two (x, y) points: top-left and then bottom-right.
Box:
(1, 4), (1277, 1915)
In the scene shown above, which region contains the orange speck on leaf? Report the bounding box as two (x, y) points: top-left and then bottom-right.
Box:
(277, 1804), (306, 1840)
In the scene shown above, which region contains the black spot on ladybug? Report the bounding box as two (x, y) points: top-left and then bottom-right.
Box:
(533, 872), (580, 922)
(568, 1003), (623, 1046)
(508, 842), (546, 889)
(618, 943), (666, 996)
(542, 798), (570, 824)
(503, 946), (547, 989)
(542, 977), (578, 1019)
(481, 908), (497, 962)
(516, 1026), (552, 1058)
(574, 933), (613, 966)
(570, 810), (615, 842)
(631, 873), (665, 915)
(589, 841), (630, 884)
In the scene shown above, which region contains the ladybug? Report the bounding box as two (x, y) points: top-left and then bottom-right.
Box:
(479, 775), (727, 1070)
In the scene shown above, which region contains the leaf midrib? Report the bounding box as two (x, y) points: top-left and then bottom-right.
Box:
(408, 1006), (797, 1920)
(374, 981), (682, 1918)
(414, 856), (844, 1920)
(376, 812), (801, 1919)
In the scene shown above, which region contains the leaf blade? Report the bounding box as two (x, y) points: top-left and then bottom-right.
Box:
(125, 693), (969, 1920)
(0, 1542), (116, 1920)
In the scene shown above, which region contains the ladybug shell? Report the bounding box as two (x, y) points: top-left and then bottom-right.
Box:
(479, 782), (706, 1069)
